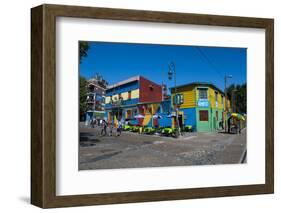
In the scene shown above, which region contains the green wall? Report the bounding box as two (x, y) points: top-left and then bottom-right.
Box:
(196, 107), (223, 132)
(196, 107), (211, 132)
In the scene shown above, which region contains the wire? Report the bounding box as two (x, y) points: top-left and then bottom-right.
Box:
(195, 47), (224, 78)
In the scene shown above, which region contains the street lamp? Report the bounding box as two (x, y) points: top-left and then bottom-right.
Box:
(168, 62), (181, 138)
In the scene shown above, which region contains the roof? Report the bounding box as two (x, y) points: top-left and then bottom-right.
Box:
(107, 76), (140, 89)
(107, 75), (162, 90)
(170, 82), (224, 94)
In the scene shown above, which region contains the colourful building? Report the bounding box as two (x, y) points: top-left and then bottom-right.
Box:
(85, 74), (107, 123)
(105, 76), (165, 126)
(170, 82), (231, 132)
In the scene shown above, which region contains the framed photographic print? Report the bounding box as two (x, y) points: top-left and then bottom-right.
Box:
(31, 4), (274, 208)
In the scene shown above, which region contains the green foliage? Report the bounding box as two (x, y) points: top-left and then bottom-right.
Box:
(144, 127), (156, 134)
(79, 76), (88, 116)
(227, 83), (247, 113)
(123, 125), (132, 131)
(184, 125), (193, 132)
(79, 41), (90, 63)
(131, 126), (140, 132)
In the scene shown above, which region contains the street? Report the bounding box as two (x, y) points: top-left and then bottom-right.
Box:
(79, 124), (247, 170)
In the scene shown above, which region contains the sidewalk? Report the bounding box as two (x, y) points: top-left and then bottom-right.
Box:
(213, 128), (247, 164)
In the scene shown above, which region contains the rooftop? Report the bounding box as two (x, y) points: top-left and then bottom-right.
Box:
(107, 76), (140, 89)
(170, 82), (224, 94)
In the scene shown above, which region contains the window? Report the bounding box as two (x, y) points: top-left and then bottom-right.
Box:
(199, 110), (208, 121)
(216, 111), (218, 121)
(215, 91), (218, 102)
(198, 88), (208, 99)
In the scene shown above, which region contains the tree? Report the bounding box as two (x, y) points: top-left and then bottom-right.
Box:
(227, 83), (247, 113)
(80, 76), (88, 118)
(79, 41), (90, 63)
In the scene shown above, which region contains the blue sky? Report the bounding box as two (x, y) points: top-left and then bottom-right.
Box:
(79, 41), (246, 91)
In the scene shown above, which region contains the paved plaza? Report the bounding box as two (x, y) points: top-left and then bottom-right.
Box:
(79, 124), (246, 170)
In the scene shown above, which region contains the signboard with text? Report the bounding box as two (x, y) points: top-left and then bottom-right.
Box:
(197, 99), (209, 107)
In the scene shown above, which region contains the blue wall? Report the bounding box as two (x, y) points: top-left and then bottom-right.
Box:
(105, 98), (139, 109)
(158, 113), (172, 128)
(160, 99), (172, 114)
(181, 108), (197, 131)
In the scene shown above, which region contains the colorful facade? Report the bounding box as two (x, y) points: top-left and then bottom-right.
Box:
(85, 74), (107, 122)
(105, 76), (166, 126)
(170, 82), (231, 132)
(105, 77), (231, 132)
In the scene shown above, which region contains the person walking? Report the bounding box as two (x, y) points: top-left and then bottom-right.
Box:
(109, 119), (114, 136)
(90, 118), (96, 128)
(237, 120), (241, 134)
(116, 119), (123, 136)
(227, 117), (231, 133)
(100, 119), (108, 136)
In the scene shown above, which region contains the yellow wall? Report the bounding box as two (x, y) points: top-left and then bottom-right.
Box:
(206, 87), (225, 110)
(105, 96), (111, 104)
(105, 89), (139, 103)
(171, 85), (196, 108)
(131, 89), (139, 99)
(222, 95), (231, 111)
(142, 103), (160, 126)
(121, 92), (128, 100)
(227, 99), (231, 111)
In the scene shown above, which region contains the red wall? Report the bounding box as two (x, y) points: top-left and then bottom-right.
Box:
(139, 76), (162, 103)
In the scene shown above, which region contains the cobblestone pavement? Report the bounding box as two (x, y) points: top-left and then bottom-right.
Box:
(79, 124), (247, 170)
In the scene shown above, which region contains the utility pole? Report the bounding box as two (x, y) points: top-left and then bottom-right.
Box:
(224, 74), (232, 132)
(93, 92), (96, 117)
(168, 62), (181, 138)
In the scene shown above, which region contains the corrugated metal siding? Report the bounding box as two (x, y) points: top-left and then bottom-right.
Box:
(106, 80), (139, 96)
(181, 108), (197, 131)
(131, 89), (139, 99)
(139, 76), (162, 103)
(171, 85), (196, 108)
(209, 88), (215, 108)
(105, 98), (139, 109)
(209, 87), (224, 109)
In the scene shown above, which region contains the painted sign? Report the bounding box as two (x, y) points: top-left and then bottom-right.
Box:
(197, 99), (209, 107)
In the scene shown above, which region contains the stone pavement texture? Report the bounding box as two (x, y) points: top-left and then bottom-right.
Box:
(79, 125), (247, 170)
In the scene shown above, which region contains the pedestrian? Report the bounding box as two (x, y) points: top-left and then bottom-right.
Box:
(109, 119), (114, 136)
(116, 119), (122, 136)
(90, 118), (96, 128)
(227, 117), (231, 133)
(100, 119), (108, 136)
(237, 120), (241, 134)
(219, 120), (224, 130)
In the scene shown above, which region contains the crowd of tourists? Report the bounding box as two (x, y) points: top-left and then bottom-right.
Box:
(89, 118), (124, 137)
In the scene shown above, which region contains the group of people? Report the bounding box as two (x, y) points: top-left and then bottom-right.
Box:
(90, 118), (123, 137)
(227, 117), (242, 134)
